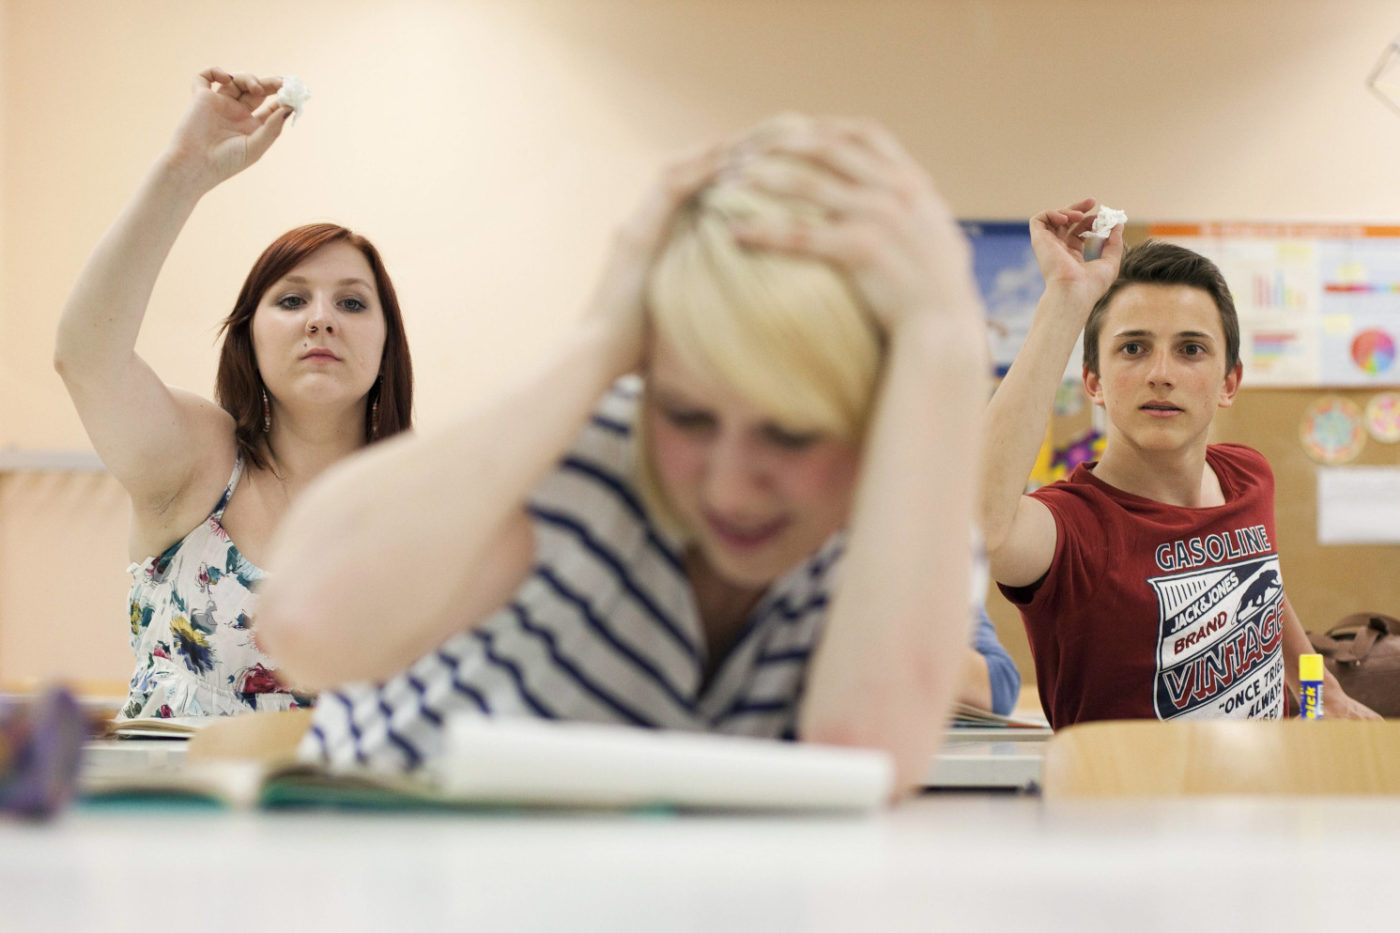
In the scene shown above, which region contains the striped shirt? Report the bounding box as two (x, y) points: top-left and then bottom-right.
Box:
(302, 377), (980, 770)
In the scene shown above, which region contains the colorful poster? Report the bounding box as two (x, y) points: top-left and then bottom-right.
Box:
(974, 220), (1400, 388)
(963, 221), (1082, 380)
(1317, 237), (1400, 385)
(1152, 223), (1400, 388)
(963, 221), (1039, 376)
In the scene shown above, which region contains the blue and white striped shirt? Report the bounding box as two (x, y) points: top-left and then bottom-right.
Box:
(301, 377), (1000, 770)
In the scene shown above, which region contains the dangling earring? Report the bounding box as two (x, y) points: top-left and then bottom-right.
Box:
(369, 379), (382, 440)
(262, 388), (272, 433)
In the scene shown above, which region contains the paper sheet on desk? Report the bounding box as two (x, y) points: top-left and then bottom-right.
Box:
(434, 718), (894, 812)
(1317, 467), (1400, 544)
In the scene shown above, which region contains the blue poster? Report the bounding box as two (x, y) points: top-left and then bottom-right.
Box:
(961, 221), (1059, 377)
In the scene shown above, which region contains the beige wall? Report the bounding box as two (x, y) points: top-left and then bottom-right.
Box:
(0, 0), (8, 424)
(0, 472), (130, 690)
(4, 0), (1400, 693)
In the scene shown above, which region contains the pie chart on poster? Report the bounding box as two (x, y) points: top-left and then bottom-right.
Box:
(1350, 329), (1396, 375)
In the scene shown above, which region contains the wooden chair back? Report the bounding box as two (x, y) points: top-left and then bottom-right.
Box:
(1042, 719), (1400, 797)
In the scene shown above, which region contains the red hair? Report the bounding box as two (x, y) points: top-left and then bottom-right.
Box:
(215, 223), (413, 470)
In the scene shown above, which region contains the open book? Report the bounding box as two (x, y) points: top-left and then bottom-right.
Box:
(83, 717), (894, 813)
(950, 702), (1050, 730)
(102, 716), (213, 739)
(83, 758), (461, 810)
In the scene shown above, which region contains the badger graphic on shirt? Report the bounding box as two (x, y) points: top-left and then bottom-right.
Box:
(1146, 524), (1286, 720)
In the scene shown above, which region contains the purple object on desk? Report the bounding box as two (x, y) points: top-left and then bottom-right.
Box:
(0, 687), (89, 819)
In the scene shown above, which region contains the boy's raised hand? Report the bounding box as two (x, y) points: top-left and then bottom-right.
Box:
(1030, 197), (1124, 308)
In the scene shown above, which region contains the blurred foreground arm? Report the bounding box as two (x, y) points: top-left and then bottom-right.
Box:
(730, 118), (988, 794)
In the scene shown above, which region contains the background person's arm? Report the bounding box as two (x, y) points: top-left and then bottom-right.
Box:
(980, 200), (1123, 588)
(54, 69), (291, 530)
(958, 649), (994, 713)
(961, 607), (1021, 716)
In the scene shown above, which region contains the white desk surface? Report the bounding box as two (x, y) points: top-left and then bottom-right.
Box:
(3, 792), (1394, 932)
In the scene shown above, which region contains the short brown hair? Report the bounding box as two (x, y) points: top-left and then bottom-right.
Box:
(215, 223), (413, 470)
(1083, 240), (1239, 376)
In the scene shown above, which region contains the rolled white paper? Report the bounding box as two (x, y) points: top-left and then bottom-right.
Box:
(276, 75), (311, 122)
(1081, 205), (1127, 240)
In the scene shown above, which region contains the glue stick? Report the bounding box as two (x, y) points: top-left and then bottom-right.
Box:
(1299, 653), (1324, 720)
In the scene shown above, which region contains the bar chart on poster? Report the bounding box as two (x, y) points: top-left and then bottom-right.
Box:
(1150, 222), (1400, 388)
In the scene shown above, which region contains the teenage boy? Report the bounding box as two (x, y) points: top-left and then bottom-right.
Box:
(980, 198), (1375, 727)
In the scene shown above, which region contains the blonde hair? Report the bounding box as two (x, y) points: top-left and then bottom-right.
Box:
(635, 143), (884, 538)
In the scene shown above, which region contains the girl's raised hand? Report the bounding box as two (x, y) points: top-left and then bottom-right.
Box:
(165, 68), (292, 192)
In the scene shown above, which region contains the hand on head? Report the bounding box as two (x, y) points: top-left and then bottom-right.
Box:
(586, 114), (987, 379)
(715, 115), (983, 335)
(1030, 197), (1125, 302)
(583, 139), (728, 377)
(165, 67), (293, 192)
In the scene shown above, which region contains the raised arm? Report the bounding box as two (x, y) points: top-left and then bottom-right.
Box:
(54, 69), (291, 512)
(979, 201), (1123, 587)
(255, 145), (726, 688)
(725, 118), (989, 794)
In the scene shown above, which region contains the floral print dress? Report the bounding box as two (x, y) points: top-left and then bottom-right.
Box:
(122, 455), (312, 719)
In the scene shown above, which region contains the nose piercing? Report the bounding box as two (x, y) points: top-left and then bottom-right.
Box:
(308, 324), (318, 334)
